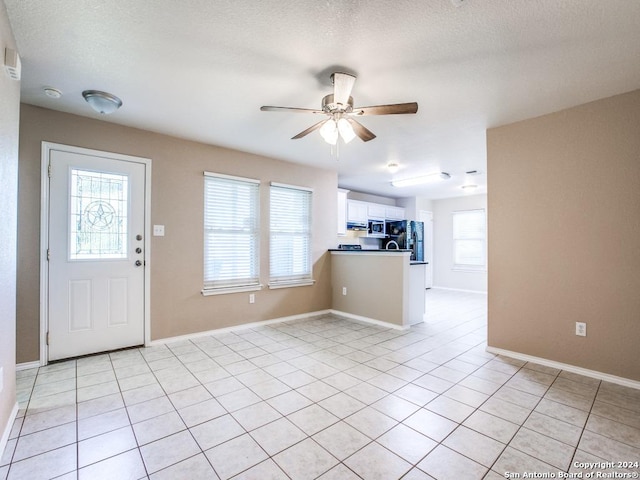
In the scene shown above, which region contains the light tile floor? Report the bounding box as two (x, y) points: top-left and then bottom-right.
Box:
(2, 289), (639, 479)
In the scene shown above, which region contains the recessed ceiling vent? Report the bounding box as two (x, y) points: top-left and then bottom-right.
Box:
(465, 169), (483, 176)
(4, 48), (21, 81)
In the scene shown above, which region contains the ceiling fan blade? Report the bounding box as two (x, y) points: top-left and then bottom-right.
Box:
(292, 119), (328, 140)
(333, 72), (356, 107)
(352, 102), (419, 116)
(347, 118), (376, 142)
(261, 106), (323, 114)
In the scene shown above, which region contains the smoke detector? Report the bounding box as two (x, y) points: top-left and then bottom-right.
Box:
(44, 87), (63, 99)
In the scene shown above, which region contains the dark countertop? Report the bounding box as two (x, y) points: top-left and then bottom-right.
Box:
(328, 248), (411, 252)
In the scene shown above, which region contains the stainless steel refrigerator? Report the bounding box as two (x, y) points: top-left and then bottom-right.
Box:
(385, 220), (424, 261)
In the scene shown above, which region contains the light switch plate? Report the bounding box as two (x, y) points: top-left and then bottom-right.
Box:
(153, 225), (165, 236)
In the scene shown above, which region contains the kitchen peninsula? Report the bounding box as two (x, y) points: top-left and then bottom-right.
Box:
(330, 249), (426, 329)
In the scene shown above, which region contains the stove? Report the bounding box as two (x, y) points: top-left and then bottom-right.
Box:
(337, 244), (362, 250)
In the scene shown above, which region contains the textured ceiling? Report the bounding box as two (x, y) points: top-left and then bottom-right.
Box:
(5, 0), (640, 199)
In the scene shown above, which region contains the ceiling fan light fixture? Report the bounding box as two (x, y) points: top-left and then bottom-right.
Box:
(82, 90), (123, 114)
(319, 119), (338, 145)
(337, 118), (356, 143)
(392, 171), (451, 188)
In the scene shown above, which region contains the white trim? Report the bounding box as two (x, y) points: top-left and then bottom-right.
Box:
(16, 361), (41, 372)
(451, 267), (487, 274)
(270, 181), (313, 192)
(330, 310), (410, 331)
(486, 346), (640, 391)
(201, 284), (263, 296)
(0, 402), (19, 463)
(204, 171), (260, 184)
(268, 280), (315, 289)
(146, 310), (333, 346)
(431, 286), (488, 294)
(40, 142), (152, 365)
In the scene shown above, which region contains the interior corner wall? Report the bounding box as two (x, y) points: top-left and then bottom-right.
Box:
(0, 0), (20, 451)
(17, 104), (337, 363)
(487, 89), (640, 381)
(432, 194), (488, 292)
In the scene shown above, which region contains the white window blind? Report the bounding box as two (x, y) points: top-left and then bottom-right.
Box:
(203, 173), (260, 292)
(269, 183), (313, 287)
(452, 209), (486, 270)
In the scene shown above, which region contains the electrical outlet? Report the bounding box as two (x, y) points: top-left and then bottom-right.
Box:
(342, 287), (347, 296)
(575, 322), (587, 337)
(249, 294), (255, 304)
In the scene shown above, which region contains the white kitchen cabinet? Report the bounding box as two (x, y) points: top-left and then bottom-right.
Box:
(347, 200), (368, 224)
(385, 206), (405, 220)
(367, 204), (386, 219)
(337, 189), (349, 236)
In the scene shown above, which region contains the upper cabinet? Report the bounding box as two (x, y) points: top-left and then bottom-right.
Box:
(367, 204), (386, 219)
(385, 206), (405, 220)
(346, 200), (368, 224)
(342, 196), (407, 232)
(337, 189), (349, 236)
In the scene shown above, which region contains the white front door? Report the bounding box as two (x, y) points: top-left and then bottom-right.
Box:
(47, 147), (147, 361)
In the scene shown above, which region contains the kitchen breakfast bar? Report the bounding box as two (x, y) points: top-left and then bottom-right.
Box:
(330, 249), (426, 329)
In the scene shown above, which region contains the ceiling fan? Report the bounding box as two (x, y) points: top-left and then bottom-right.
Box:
(260, 72), (418, 144)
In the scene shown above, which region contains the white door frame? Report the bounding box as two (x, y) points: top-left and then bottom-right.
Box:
(419, 210), (433, 288)
(39, 142), (152, 366)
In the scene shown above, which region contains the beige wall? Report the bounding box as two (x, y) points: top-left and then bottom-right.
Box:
(487, 89), (640, 381)
(432, 194), (488, 292)
(0, 0), (19, 448)
(331, 252), (409, 327)
(17, 105), (337, 363)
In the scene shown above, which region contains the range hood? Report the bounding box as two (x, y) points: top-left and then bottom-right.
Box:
(346, 221), (367, 231)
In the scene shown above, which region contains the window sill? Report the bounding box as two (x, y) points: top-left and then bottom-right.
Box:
(452, 267), (487, 274)
(268, 279), (315, 290)
(201, 284), (263, 296)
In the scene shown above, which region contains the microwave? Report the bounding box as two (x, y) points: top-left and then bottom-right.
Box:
(368, 219), (385, 237)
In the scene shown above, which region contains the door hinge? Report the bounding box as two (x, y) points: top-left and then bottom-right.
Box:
(47, 248), (50, 261)
(46, 332), (50, 346)
(48, 163), (52, 178)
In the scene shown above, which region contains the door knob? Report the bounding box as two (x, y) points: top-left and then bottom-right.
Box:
(136, 247), (142, 254)
(135, 260), (142, 267)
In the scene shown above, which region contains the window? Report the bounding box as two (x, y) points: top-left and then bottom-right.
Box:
(203, 172), (260, 294)
(452, 209), (486, 271)
(70, 169), (128, 260)
(269, 183), (313, 288)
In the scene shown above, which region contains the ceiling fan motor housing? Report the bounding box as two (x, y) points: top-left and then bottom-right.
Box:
(322, 94), (354, 114)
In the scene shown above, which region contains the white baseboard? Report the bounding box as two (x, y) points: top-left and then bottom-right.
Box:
(431, 286), (488, 294)
(16, 361), (41, 372)
(486, 346), (640, 390)
(146, 310), (333, 346)
(330, 310), (410, 331)
(0, 402), (19, 463)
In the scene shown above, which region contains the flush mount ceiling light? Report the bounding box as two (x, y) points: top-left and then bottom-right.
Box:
(82, 90), (123, 114)
(392, 172), (450, 188)
(387, 162), (400, 173)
